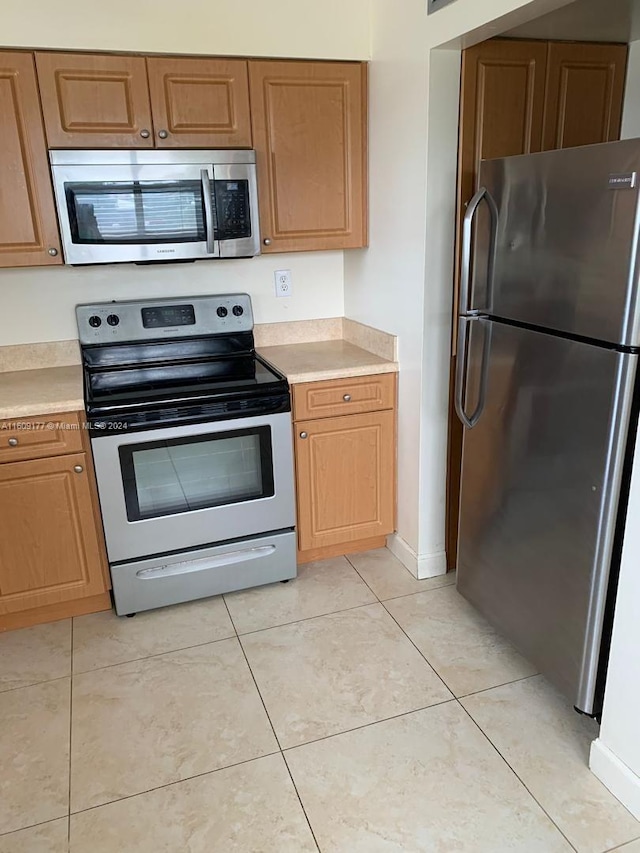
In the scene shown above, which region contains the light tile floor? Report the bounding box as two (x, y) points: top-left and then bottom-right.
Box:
(1, 548), (638, 852)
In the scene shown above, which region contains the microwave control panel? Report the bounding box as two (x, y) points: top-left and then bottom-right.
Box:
(214, 180), (251, 241)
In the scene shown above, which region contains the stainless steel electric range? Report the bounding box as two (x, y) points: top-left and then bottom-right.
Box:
(77, 293), (296, 616)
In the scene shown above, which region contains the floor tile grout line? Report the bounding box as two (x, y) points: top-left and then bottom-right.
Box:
(279, 696), (457, 753)
(234, 629), (284, 753)
(0, 814), (70, 840)
(221, 594), (240, 639)
(344, 553), (457, 603)
(281, 750), (322, 853)
(343, 554), (384, 602)
(455, 697), (580, 853)
(70, 630), (238, 678)
(456, 672), (542, 700)
(232, 599), (381, 638)
(65, 749), (283, 819)
(377, 598), (456, 699)
(0, 672), (72, 695)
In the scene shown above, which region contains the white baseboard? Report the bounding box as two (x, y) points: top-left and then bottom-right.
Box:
(386, 534), (447, 579)
(590, 738), (640, 821)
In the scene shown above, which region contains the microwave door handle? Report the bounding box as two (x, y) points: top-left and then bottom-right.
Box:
(200, 169), (216, 254)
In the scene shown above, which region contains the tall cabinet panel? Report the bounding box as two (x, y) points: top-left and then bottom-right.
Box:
(249, 60), (367, 252)
(35, 52), (154, 148)
(542, 42), (628, 150)
(0, 52), (61, 268)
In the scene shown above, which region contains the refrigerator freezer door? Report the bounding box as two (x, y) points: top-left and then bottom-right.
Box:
(479, 139), (640, 346)
(457, 319), (637, 713)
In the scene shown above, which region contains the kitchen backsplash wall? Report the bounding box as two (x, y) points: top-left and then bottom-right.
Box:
(0, 252), (345, 345)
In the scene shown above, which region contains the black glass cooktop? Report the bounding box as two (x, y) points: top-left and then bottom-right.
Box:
(82, 331), (289, 430)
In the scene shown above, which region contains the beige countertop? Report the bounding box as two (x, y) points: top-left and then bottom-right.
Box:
(0, 339), (397, 420)
(0, 365), (84, 420)
(258, 340), (398, 384)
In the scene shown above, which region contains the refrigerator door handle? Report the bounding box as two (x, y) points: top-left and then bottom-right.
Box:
(460, 186), (499, 316)
(455, 316), (492, 429)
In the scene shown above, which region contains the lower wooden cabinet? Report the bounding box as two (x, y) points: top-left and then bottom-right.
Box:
(0, 413), (110, 630)
(293, 374), (396, 562)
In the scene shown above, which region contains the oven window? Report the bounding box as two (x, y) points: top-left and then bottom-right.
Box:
(64, 180), (212, 244)
(119, 427), (274, 521)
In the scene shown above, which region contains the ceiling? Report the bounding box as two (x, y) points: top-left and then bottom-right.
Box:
(504, 0), (640, 43)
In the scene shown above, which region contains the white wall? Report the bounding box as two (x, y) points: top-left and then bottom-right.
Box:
(0, 0), (370, 344)
(0, 254), (345, 345)
(589, 34), (640, 820)
(621, 40), (640, 138)
(590, 436), (640, 820)
(0, 0), (370, 59)
(344, 0), (571, 573)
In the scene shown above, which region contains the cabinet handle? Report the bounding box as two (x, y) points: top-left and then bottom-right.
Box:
(263, 238), (272, 246)
(73, 465), (84, 474)
(140, 129), (151, 139)
(343, 394), (352, 402)
(8, 437), (18, 447)
(299, 431), (308, 439)
(158, 129), (169, 139)
(48, 247), (58, 257)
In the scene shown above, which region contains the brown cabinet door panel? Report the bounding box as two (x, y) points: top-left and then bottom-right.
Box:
(0, 52), (62, 268)
(295, 411), (395, 551)
(35, 51), (154, 148)
(249, 60), (367, 252)
(542, 42), (628, 151)
(0, 453), (108, 614)
(146, 57), (251, 148)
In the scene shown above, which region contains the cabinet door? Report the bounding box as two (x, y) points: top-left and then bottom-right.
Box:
(146, 57), (251, 148)
(249, 60), (367, 252)
(0, 52), (62, 268)
(35, 51), (154, 148)
(0, 453), (108, 615)
(542, 42), (627, 151)
(295, 410), (395, 552)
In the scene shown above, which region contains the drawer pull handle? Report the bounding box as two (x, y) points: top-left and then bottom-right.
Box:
(343, 394), (352, 402)
(73, 465), (84, 474)
(299, 431), (308, 439)
(8, 438), (18, 447)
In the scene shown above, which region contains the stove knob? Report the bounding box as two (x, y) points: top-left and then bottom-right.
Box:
(106, 314), (120, 327)
(232, 305), (244, 317)
(217, 306), (228, 318)
(88, 315), (102, 328)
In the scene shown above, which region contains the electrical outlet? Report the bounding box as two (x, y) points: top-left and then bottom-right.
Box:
(274, 269), (292, 298)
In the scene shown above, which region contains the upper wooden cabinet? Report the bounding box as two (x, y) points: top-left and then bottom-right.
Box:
(542, 42), (627, 151)
(36, 52), (154, 148)
(249, 60), (368, 253)
(0, 51), (62, 268)
(146, 57), (252, 148)
(459, 39), (548, 208)
(35, 52), (253, 150)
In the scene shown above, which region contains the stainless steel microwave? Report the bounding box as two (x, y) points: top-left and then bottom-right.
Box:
(49, 149), (260, 264)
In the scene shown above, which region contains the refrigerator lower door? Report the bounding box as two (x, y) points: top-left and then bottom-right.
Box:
(457, 319), (637, 714)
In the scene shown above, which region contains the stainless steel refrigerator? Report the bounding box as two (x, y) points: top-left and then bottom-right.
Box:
(455, 139), (640, 716)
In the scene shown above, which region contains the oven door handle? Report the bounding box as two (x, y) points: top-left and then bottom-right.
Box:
(200, 168), (216, 255)
(136, 545), (276, 579)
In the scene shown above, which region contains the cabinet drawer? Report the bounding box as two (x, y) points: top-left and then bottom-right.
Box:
(293, 374), (396, 421)
(0, 412), (83, 463)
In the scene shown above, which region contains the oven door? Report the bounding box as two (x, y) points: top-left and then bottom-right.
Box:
(90, 412), (295, 563)
(51, 162), (220, 264)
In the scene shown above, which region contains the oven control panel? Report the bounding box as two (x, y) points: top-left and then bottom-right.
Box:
(77, 294), (253, 344)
